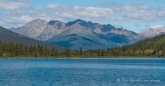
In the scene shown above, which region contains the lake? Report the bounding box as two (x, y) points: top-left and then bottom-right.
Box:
(0, 58), (164, 86)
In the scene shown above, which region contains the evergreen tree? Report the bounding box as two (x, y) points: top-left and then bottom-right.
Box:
(39, 45), (44, 56)
(101, 49), (105, 56)
(89, 49), (93, 56)
(24, 44), (29, 56)
(65, 47), (71, 57)
(44, 45), (49, 57)
(51, 47), (58, 57)
(79, 47), (83, 56)
(34, 51), (38, 57)
(15, 44), (20, 56)
(97, 49), (101, 56)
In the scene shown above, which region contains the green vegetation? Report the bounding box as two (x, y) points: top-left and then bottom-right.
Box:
(103, 34), (165, 57)
(0, 41), (58, 57)
(1, 34), (165, 58)
(72, 34), (165, 57)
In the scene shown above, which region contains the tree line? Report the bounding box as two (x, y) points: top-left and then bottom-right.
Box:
(1, 34), (165, 57)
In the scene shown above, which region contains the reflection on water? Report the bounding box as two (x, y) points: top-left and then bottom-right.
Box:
(0, 58), (164, 86)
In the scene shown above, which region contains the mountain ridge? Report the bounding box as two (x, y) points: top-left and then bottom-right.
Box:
(10, 18), (142, 50)
(140, 25), (165, 38)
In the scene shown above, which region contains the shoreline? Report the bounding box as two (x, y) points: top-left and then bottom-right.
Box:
(0, 57), (164, 59)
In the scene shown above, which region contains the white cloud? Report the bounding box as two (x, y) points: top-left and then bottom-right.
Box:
(1, 2), (165, 28)
(45, 3), (165, 22)
(46, 4), (114, 21)
(150, 25), (164, 28)
(108, 3), (165, 22)
(98, 2), (165, 22)
(0, 0), (30, 10)
(47, 4), (61, 9)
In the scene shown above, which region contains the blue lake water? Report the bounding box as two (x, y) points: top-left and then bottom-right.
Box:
(0, 58), (165, 86)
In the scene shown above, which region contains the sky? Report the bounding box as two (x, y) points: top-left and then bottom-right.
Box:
(0, 0), (165, 32)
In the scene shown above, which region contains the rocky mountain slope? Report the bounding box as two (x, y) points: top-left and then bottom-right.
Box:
(0, 26), (65, 51)
(140, 25), (165, 38)
(10, 19), (142, 50)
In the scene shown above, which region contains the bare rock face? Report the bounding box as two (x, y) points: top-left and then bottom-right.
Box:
(140, 25), (165, 38)
(10, 18), (47, 39)
(10, 19), (142, 50)
(37, 20), (66, 41)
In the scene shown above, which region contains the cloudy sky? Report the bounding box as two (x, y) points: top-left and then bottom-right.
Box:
(0, 0), (165, 32)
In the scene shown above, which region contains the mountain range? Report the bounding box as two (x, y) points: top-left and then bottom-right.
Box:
(10, 19), (165, 50)
(0, 26), (65, 51)
(140, 25), (165, 38)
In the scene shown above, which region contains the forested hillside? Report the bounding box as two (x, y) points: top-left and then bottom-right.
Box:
(115, 33), (165, 57)
(0, 33), (165, 57)
(83, 34), (165, 57)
